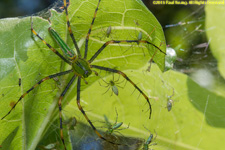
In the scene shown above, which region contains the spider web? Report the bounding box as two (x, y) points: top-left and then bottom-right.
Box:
(141, 1), (225, 150)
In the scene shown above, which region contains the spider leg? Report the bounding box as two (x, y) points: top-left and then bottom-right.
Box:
(114, 108), (118, 124)
(76, 77), (121, 145)
(63, 0), (81, 57)
(146, 48), (158, 72)
(89, 40), (166, 63)
(114, 74), (126, 88)
(1, 69), (73, 120)
(84, 0), (101, 59)
(30, 17), (71, 64)
(147, 42), (163, 72)
(116, 84), (124, 89)
(58, 74), (77, 150)
(98, 82), (109, 88)
(98, 80), (113, 95)
(91, 65), (152, 119)
(103, 86), (111, 95)
(114, 73), (119, 82)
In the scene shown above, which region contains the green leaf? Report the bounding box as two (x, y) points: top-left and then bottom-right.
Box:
(0, 0), (165, 150)
(64, 64), (225, 149)
(0, 17), (63, 150)
(205, 4), (225, 79)
(1, 127), (19, 149)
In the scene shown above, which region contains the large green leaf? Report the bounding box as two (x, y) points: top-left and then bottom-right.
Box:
(64, 63), (225, 150)
(205, 4), (225, 79)
(0, 0), (166, 150)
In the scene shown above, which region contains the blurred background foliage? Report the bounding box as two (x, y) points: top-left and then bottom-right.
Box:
(0, 0), (55, 18)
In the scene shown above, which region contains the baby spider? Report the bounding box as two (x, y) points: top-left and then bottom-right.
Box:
(167, 88), (175, 112)
(99, 74), (125, 96)
(143, 127), (157, 150)
(104, 109), (129, 135)
(103, 26), (112, 39)
(63, 117), (77, 130)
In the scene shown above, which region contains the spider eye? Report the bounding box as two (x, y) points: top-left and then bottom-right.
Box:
(85, 71), (88, 75)
(83, 70), (92, 78)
